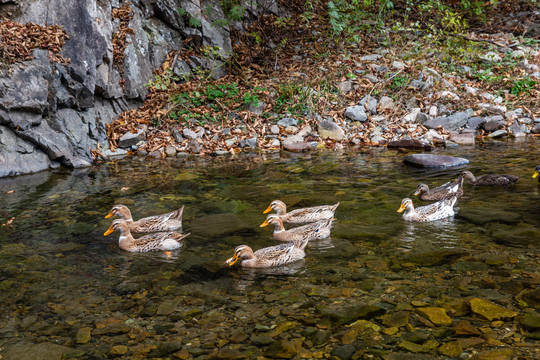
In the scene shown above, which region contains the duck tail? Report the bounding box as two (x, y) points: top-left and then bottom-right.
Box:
(177, 232), (190, 243)
(172, 205), (185, 221)
(296, 236), (310, 250)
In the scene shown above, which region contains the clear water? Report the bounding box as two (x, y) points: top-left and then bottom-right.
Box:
(0, 139), (539, 358)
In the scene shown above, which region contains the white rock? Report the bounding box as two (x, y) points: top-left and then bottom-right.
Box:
(439, 91), (460, 100)
(403, 108), (421, 123)
(465, 86), (477, 95)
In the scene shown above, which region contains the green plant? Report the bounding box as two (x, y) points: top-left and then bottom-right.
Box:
(390, 75), (409, 90)
(510, 78), (536, 97)
(177, 7), (201, 28)
(145, 69), (179, 91)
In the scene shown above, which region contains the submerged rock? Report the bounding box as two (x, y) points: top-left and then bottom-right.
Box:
(264, 340), (298, 358)
(417, 307), (452, 326)
(469, 298), (518, 321)
(190, 213), (251, 237)
(317, 304), (386, 325)
(4, 342), (73, 360)
(458, 208), (521, 225)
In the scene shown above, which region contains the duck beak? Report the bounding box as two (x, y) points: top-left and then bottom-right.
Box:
(397, 203), (406, 213)
(263, 205), (272, 214)
(533, 171), (539, 179)
(260, 219), (270, 227)
(413, 190), (420, 196)
(226, 256), (239, 267)
(104, 225), (115, 236)
(104, 211), (114, 219)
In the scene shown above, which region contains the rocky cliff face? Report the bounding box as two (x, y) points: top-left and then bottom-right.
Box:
(0, 0), (232, 177)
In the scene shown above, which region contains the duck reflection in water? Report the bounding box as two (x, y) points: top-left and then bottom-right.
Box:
(398, 218), (459, 253)
(229, 260), (307, 291)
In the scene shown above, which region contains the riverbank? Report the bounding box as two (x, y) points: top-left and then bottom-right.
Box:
(102, 17), (539, 160)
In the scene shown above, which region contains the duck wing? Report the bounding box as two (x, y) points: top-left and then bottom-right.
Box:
(476, 174), (519, 186)
(131, 206), (184, 233)
(283, 203), (339, 224)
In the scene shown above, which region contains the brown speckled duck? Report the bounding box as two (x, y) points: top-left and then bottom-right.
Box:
(414, 175), (464, 201)
(225, 241), (308, 268)
(461, 170), (518, 186)
(263, 200), (339, 224)
(104, 219), (189, 252)
(260, 214), (332, 244)
(105, 204), (183, 233)
(397, 197), (457, 222)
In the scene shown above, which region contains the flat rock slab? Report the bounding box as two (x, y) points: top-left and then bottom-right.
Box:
(403, 154), (469, 168)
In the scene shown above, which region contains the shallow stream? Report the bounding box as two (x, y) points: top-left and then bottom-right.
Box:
(0, 140), (539, 359)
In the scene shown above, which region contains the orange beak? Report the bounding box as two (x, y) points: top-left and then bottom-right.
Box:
(397, 203), (406, 213)
(260, 219), (270, 227)
(104, 225), (115, 236)
(104, 210), (114, 219)
(225, 256), (239, 267)
(263, 205), (273, 214)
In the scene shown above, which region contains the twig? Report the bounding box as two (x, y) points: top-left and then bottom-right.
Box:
(448, 33), (514, 48)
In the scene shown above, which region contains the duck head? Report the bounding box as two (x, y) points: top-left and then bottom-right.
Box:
(263, 200), (287, 215)
(225, 245), (254, 267)
(397, 198), (414, 213)
(414, 183), (429, 196)
(104, 219), (130, 236)
(105, 205), (133, 221)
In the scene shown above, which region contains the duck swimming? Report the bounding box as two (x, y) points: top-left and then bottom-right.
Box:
(397, 197), (457, 222)
(104, 219), (189, 252)
(105, 204), (184, 233)
(414, 175), (464, 201)
(225, 241), (308, 268)
(461, 170), (518, 186)
(263, 200), (339, 224)
(260, 214), (332, 244)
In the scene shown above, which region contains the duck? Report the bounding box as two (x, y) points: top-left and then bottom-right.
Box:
(260, 214), (333, 244)
(397, 197), (457, 222)
(224, 241), (308, 268)
(105, 204), (184, 233)
(414, 175), (464, 201)
(461, 170), (519, 186)
(104, 219), (189, 252)
(263, 200), (339, 224)
(533, 165), (540, 181)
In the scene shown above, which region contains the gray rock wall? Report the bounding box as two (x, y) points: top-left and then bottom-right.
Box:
(0, 0), (232, 177)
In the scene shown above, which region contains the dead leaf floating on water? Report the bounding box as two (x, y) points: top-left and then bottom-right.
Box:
(120, 187), (130, 192)
(6, 190), (15, 194)
(1, 217), (15, 228)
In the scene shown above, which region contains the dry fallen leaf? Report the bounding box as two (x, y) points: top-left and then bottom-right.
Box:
(120, 187), (130, 192)
(1, 217), (15, 228)
(6, 190), (15, 194)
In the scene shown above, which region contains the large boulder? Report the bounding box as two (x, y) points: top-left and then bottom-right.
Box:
(0, 0), (235, 177)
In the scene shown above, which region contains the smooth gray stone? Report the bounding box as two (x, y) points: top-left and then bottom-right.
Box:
(403, 154), (469, 168)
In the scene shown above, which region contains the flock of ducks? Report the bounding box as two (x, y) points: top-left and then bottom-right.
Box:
(103, 166), (539, 268)
(397, 169), (525, 222)
(103, 205), (188, 253)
